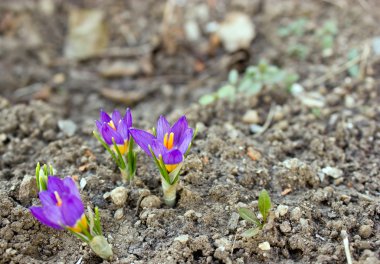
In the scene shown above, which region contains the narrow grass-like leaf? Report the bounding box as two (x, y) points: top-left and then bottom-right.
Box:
(238, 208), (261, 226)
(67, 228), (90, 243)
(112, 138), (126, 169)
(258, 189), (271, 223)
(93, 131), (118, 164)
(149, 146), (170, 183)
(241, 227), (261, 238)
(94, 207), (102, 235)
(35, 162), (40, 190)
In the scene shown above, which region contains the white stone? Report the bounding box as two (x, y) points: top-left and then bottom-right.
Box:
(110, 186), (128, 206)
(242, 110), (260, 124)
(58, 119), (77, 136)
(174, 235), (189, 244)
(258, 241), (271, 251)
(217, 12), (255, 52)
(114, 208), (124, 220)
(321, 167), (343, 179)
(276, 205), (289, 217)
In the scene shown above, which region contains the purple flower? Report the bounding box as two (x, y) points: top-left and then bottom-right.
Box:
(130, 115), (193, 172)
(30, 176), (88, 233)
(96, 109), (132, 155)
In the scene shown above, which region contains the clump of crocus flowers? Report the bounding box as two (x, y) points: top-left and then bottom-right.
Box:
(30, 164), (113, 260)
(30, 110), (196, 259)
(130, 115), (195, 207)
(94, 109), (136, 182)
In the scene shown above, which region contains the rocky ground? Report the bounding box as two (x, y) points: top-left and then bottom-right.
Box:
(0, 0), (379, 263)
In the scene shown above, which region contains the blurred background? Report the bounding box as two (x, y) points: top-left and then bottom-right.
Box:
(0, 0), (379, 124)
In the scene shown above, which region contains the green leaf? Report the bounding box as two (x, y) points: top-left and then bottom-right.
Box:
(238, 208), (261, 226)
(112, 138), (126, 169)
(258, 189), (271, 223)
(347, 48), (360, 78)
(35, 162), (40, 190)
(321, 35), (334, 50)
(217, 85), (236, 99)
(228, 69), (239, 85)
(93, 131), (118, 165)
(241, 227), (261, 238)
(94, 207), (102, 236)
(323, 20), (338, 35)
(199, 94), (216, 105)
(277, 27), (290, 37)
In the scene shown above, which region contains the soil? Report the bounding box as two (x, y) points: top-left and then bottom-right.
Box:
(0, 0), (379, 263)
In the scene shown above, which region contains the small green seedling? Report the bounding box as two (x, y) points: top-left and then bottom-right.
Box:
(277, 18), (308, 38)
(238, 189), (272, 237)
(199, 61), (299, 105)
(347, 48), (360, 78)
(35, 162), (54, 191)
(315, 20), (338, 56)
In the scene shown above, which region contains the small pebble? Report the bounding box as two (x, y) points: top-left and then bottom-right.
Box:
(290, 207), (302, 221)
(114, 208), (124, 220)
(58, 119), (77, 136)
(140, 195), (161, 209)
(110, 186), (128, 206)
(280, 221), (292, 233)
(18, 175), (37, 203)
(174, 235), (189, 244)
(359, 225), (372, 239)
(321, 167), (343, 179)
(258, 241), (271, 251)
(242, 110), (260, 124)
(276, 205), (289, 217)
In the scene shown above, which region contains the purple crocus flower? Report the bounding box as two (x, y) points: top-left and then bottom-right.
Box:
(130, 115), (193, 172)
(96, 109), (132, 155)
(30, 176), (88, 233)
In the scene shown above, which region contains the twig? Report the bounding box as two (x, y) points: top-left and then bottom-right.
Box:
(359, 43), (371, 80)
(341, 230), (353, 264)
(304, 41), (372, 87)
(230, 233), (238, 258)
(253, 104), (275, 138)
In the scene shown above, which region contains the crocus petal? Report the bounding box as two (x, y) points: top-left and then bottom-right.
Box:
(170, 116), (189, 145)
(47, 176), (66, 193)
(60, 195), (84, 227)
(101, 124), (124, 145)
(30, 206), (63, 229)
(162, 149), (183, 165)
(124, 108), (133, 128)
(111, 110), (122, 126)
(63, 177), (81, 199)
(150, 139), (167, 157)
(95, 120), (103, 133)
(129, 128), (156, 156)
(117, 119), (130, 140)
(100, 110), (111, 123)
(156, 115), (171, 141)
(39, 191), (57, 207)
(177, 128), (193, 154)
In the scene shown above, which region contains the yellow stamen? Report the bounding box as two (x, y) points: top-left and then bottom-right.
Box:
(54, 191), (62, 207)
(68, 215), (88, 233)
(165, 164), (178, 172)
(108, 120), (116, 130)
(163, 132), (174, 150)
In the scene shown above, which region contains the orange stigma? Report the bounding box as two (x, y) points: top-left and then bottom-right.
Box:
(163, 132), (174, 150)
(54, 191), (62, 207)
